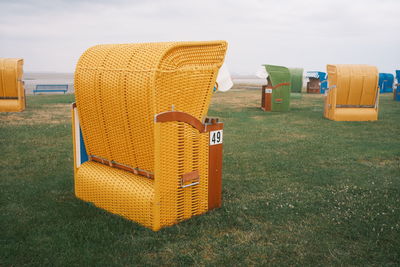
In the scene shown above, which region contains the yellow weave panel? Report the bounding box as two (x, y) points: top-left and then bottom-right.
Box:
(154, 122), (209, 228)
(198, 132), (209, 214)
(75, 161), (154, 228)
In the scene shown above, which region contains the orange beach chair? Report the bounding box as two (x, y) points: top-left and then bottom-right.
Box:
(324, 64), (379, 121)
(72, 41), (227, 231)
(0, 58), (25, 112)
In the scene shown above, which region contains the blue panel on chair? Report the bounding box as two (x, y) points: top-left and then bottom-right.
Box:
(318, 72), (328, 94)
(79, 128), (89, 164)
(379, 73), (394, 93)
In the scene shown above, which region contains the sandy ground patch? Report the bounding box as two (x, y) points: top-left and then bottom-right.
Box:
(1, 103), (71, 126)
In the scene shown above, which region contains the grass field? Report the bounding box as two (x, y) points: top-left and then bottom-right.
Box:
(1, 91), (399, 266)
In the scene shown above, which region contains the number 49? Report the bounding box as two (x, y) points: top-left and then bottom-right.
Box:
(210, 130), (223, 145)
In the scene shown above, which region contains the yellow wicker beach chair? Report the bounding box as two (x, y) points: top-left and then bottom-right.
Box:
(72, 41), (227, 231)
(324, 64), (379, 121)
(0, 58), (25, 112)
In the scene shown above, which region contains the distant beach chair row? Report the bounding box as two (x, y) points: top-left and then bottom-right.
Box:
(259, 63), (400, 120)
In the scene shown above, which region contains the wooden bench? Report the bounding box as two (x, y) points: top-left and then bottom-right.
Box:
(33, 84), (68, 95)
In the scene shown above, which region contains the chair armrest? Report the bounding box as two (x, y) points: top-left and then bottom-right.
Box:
(330, 87), (337, 110)
(324, 86), (337, 118)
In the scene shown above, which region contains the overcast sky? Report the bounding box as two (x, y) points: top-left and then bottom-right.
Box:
(0, 0), (399, 74)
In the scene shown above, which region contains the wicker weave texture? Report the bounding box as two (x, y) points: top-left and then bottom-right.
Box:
(0, 58), (25, 112)
(75, 41), (226, 172)
(154, 122), (209, 228)
(74, 41), (227, 230)
(76, 161), (154, 227)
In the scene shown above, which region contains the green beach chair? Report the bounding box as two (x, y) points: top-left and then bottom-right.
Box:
(261, 64), (291, 112)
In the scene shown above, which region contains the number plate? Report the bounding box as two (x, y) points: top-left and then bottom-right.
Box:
(209, 130), (223, 145)
(265, 88), (272, 94)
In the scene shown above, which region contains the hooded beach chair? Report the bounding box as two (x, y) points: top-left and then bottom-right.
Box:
(0, 58), (25, 112)
(261, 64), (291, 112)
(306, 71), (327, 94)
(72, 41), (227, 231)
(378, 73), (394, 93)
(324, 64), (379, 121)
(288, 68), (303, 93)
(306, 71), (320, 94)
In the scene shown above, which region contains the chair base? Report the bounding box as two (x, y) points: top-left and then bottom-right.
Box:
(307, 88), (320, 94)
(325, 108), (378, 121)
(261, 85), (290, 112)
(75, 161), (155, 229)
(0, 99), (25, 112)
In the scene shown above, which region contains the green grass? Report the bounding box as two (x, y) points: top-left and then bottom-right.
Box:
(1, 92), (399, 266)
